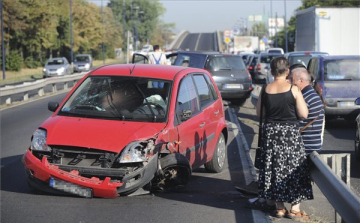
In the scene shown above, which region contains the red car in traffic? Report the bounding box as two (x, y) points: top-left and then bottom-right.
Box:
(23, 64), (228, 198)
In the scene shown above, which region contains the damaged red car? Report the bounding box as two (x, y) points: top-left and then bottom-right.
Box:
(22, 64), (228, 198)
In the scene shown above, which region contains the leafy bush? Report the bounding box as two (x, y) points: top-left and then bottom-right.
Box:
(24, 57), (42, 69)
(2, 51), (23, 71)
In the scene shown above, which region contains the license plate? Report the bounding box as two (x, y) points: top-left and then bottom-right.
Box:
(223, 84), (243, 89)
(49, 177), (92, 198)
(339, 101), (354, 107)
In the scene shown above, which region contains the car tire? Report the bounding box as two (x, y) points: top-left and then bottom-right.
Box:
(355, 129), (360, 161)
(204, 133), (226, 173)
(155, 153), (192, 190)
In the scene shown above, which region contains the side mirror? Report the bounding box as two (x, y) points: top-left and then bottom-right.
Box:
(180, 109), (192, 121)
(48, 101), (59, 112)
(355, 98), (360, 105)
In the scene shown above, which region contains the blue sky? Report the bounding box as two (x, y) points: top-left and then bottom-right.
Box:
(88, 0), (303, 33)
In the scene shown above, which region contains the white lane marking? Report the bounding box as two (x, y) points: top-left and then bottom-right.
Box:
(194, 33), (202, 51)
(226, 107), (271, 223)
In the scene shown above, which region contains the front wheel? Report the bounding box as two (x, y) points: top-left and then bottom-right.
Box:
(204, 133), (227, 173)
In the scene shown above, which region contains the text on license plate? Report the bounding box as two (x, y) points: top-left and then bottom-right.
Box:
(49, 177), (92, 198)
(223, 84), (243, 89)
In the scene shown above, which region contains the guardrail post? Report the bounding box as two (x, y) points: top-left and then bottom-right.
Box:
(38, 88), (44, 97)
(5, 96), (11, 104)
(64, 82), (68, 90)
(23, 92), (28, 101)
(52, 83), (57, 93)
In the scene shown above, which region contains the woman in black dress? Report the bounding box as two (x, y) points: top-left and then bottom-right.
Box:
(256, 57), (313, 219)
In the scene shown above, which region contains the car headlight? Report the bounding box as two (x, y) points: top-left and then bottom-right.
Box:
(57, 67), (65, 73)
(85, 63), (90, 69)
(43, 68), (47, 72)
(118, 140), (154, 163)
(31, 129), (51, 152)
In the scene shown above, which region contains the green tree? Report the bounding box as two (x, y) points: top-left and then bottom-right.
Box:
(251, 22), (268, 40)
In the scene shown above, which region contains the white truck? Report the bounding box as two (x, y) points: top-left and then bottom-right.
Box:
(233, 36), (259, 54)
(295, 6), (360, 55)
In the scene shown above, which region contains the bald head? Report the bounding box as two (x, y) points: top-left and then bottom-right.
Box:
(291, 68), (311, 90)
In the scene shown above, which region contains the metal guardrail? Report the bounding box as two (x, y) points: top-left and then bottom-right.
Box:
(309, 152), (360, 223)
(0, 72), (86, 105)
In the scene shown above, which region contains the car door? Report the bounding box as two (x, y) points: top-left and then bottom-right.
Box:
(175, 74), (206, 168)
(132, 53), (148, 64)
(192, 73), (220, 163)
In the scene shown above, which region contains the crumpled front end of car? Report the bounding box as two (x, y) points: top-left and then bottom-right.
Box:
(22, 134), (159, 198)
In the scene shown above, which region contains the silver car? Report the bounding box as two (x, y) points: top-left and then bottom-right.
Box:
(73, 54), (93, 73)
(43, 57), (71, 78)
(254, 53), (283, 84)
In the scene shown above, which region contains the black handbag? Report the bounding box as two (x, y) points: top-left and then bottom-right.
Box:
(254, 85), (267, 169)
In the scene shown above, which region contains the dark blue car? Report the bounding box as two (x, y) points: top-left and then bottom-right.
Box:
(307, 55), (360, 119)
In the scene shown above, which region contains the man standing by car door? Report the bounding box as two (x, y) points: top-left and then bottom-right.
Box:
(149, 45), (168, 88)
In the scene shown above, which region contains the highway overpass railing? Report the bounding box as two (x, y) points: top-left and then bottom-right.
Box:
(0, 72), (86, 105)
(251, 86), (360, 223)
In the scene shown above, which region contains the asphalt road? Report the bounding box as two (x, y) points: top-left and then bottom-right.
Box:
(1, 91), (359, 223)
(179, 33), (218, 52)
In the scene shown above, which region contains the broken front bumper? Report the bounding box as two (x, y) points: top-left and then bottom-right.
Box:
(22, 149), (158, 198)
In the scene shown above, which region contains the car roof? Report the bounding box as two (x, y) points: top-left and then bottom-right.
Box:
(175, 51), (223, 55)
(285, 51), (328, 56)
(89, 64), (202, 80)
(258, 53), (283, 56)
(312, 55), (360, 60)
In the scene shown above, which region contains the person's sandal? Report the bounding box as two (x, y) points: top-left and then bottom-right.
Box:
(287, 210), (310, 219)
(273, 209), (288, 218)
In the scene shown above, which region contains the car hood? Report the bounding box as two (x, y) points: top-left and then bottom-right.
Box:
(41, 116), (166, 153)
(323, 81), (360, 98)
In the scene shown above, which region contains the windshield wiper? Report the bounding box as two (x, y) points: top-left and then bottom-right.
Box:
(134, 84), (157, 122)
(106, 79), (125, 120)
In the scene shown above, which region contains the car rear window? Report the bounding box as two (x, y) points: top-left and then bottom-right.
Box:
(324, 59), (360, 81)
(260, 55), (282, 63)
(206, 56), (245, 71)
(288, 55), (312, 66)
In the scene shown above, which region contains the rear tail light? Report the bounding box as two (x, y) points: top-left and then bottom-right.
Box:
(256, 63), (261, 71)
(249, 66), (253, 70)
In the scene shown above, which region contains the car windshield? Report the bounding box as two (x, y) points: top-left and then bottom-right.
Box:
(47, 59), (64, 65)
(59, 76), (172, 122)
(289, 55), (312, 66)
(260, 55), (282, 63)
(324, 59), (360, 81)
(206, 56), (245, 71)
(75, 56), (90, 62)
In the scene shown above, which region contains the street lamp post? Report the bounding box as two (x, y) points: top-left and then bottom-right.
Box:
(284, 0), (288, 53)
(101, 0), (105, 65)
(70, 0), (73, 67)
(1, 0), (5, 79)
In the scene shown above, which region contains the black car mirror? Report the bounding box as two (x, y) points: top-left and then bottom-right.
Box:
(180, 109), (192, 121)
(355, 98), (360, 105)
(48, 101), (59, 112)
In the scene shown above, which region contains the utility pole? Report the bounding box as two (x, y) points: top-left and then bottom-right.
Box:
(70, 0), (73, 67)
(1, 0), (5, 79)
(284, 0), (288, 53)
(275, 12), (278, 47)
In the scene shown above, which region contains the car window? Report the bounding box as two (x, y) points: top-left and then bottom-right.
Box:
(192, 74), (214, 109)
(59, 76), (171, 122)
(260, 55), (282, 63)
(75, 56), (90, 62)
(206, 56), (245, 71)
(174, 54), (202, 68)
(47, 59), (64, 65)
(176, 75), (200, 121)
(288, 55), (312, 66)
(324, 59), (360, 81)
(203, 74), (218, 100)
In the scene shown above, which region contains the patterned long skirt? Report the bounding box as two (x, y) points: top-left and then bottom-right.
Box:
(258, 122), (314, 204)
